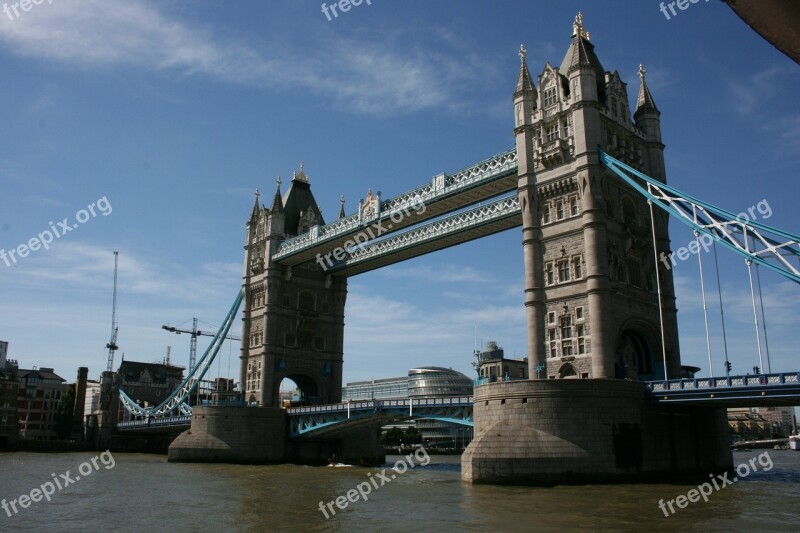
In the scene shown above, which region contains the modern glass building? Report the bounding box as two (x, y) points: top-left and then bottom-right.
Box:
(342, 366), (473, 448)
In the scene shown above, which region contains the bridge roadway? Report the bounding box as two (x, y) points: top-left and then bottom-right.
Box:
(116, 373), (800, 434)
(272, 148), (518, 267)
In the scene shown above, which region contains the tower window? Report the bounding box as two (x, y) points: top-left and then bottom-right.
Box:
(544, 87), (557, 108)
(545, 263), (554, 285)
(577, 324), (586, 354)
(575, 307), (584, 320)
(543, 204), (551, 224)
(548, 329), (557, 358)
(558, 260), (570, 283)
(556, 201), (565, 220)
(560, 316), (572, 341)
(299, 291), (315, 312)
(569, 196), (579, 216)
(546, 124), (560, 142)
(628, 259), (642, 288)
(573, 256), (582, 279)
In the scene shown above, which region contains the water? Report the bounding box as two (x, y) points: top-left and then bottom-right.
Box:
(1, 451), (798, 532)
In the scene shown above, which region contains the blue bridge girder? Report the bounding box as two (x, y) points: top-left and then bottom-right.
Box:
(286, 396), (474, 438)
(116, 372), (800, 434)
(272, 148), (518, 266)
(645, 372), (800, 407)
(328, 195), (521, 276)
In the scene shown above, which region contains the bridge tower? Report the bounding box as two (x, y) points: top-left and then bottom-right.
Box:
(463, 13), (730, 485)
(516, 13), (680, 381)
(241, 168), (346, 407)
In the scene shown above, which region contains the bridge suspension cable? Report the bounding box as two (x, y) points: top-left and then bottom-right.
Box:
(119, 289), (244, 419)
(712, 241), (731, 376)
(599, 150), (800, 285)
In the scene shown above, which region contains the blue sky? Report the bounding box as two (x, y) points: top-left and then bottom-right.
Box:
(0, 0), (798, 389)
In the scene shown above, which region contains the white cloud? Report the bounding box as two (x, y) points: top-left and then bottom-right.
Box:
(0, 0), (495, 116)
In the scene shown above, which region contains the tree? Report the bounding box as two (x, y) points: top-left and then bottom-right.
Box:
(55, 387), (75, 439)
(403, 426), (422, 444)
(381, 427), (404, 446)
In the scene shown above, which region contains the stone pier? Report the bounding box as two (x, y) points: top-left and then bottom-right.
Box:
(168, 406), (384, 465)
(461, 380), (732, 485)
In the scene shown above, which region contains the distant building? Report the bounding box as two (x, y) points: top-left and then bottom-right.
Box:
(758, 406), (797, 437)
(0, 350), (19, 449)
(0, 340), (7, 368)
(116, 360), (185, 419)
(17, 367), (69, 441)
(84, 379), (102, 442)
(342, 375), (410, 401)
(727, 407), (771, 441)
(474, 341), (530, 381)
(343, 366), (473, 447)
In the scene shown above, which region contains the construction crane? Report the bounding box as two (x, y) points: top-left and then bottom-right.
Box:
(105, 251), (119, 372)
(162, 318), (241, 371)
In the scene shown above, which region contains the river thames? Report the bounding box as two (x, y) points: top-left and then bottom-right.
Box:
(1, 450), (798, 531)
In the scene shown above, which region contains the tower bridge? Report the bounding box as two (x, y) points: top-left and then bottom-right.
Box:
(107, 13), (799, 483)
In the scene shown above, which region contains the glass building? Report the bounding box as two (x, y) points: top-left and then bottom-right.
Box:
(342, 367), (473, 448)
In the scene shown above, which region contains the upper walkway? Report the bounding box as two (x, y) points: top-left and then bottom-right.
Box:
(272, 148), (518, 267)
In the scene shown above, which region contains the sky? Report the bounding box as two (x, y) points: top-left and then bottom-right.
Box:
(0, 0), (798, 391)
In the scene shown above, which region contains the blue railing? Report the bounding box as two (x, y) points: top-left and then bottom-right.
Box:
(286, 396), (473, 416)
(117, 415), (192, 429)
(646, 372), (800, 393)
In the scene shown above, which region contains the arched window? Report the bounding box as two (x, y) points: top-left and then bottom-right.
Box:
(622, 197), (636, 224)
(298, 291), (315, 312)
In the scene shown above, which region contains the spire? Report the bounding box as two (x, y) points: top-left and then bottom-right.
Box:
(635, 64), (659, 115)
(338, 195), (346, 219)
(515, 44), (535, 96)
(292, 162), (309, 183)
(572, 12), (587, 39)
(250, 188), (261, 219)
(270, 177), (284, 213)
(561, 13), (604, 77)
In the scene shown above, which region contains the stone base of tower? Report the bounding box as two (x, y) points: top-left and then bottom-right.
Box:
(168, 406), (287, 464)
(461, 380), (732, 485)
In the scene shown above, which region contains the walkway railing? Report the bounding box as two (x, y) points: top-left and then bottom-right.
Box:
(117, 415), (192, 429)
(646, 372), (800, 393)
(287, 396), (474, 416)
(273, 148), (517, 260)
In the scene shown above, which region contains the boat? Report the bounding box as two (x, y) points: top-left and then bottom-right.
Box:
(790, 435), (800, 451)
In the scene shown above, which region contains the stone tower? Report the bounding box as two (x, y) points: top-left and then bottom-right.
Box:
(240, 167), (347, 407)
(516, 13), (681, 381)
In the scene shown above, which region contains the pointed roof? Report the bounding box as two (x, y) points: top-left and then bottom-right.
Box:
(282, 165), (324, 235)
(338, 195), (346, 219)
(515, 44), (535, 96)
(635, 64), (659, 115)
(270, 177), (284, 213)
(560, 12), (605, 78)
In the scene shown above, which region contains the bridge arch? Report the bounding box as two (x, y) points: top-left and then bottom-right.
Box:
(615, 322), (658, 380)
(276, 373), (320, 406)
